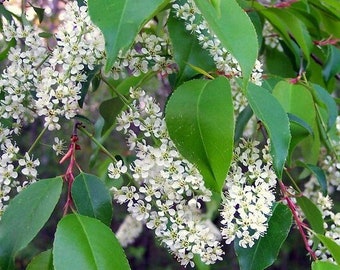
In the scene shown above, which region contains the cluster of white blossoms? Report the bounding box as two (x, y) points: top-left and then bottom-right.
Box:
(109, 87), (224, 267)
(0, 1), (177, 216)
(220, 139), (277, 248)
(304, 116), (340, 261)
(171, 0), (263, 86)
(262, 20), (283, 52)
(112, 32), (176, 80)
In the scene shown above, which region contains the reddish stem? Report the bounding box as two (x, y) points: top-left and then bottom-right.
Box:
(279, 181), (317, 260)
(60, 133), (80, 215)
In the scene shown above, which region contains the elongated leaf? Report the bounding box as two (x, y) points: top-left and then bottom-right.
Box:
(165, 77), (234, 192)
(194, 0), (258, 83)
(256, 6), (313, 63)
(0, 177), (63, 270)
(26, 249), (54, 270)
(296, 161), (327, 195)
(296, 196), (324, 235)
(72, 173), (113, 226)
(168, 15), (215, 86)
(315, 234), (340, 265)
(53, 214), (131, 270)
(323, 46), (340, 83)
(272, 81), (318, 165)
(288, 113), (314, 137)
(234, 105), (253, 143)
(246, 83), (291, 178)
(312, 84), (338, 130)
(235, 203), (293, 270)
(88, 0), (168, 72)
(312, 261), (340, 270)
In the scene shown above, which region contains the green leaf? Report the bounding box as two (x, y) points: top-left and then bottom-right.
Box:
(31, 5), (45, 23)
(315, 234), (340, 265)
(0, 177), (63, 270)
(99, 97), (125, 135)
(0, 38), (15, 62)
(26, 249), (54, 270)
(323, 46), (340, 84)
(79, 65), (102, 108)
(288, 113), (314, 137)
(272, 81), (319, 166)
(72, 173), (113, 226)
(88, 0), (168, 73)
(296, 161), (327, 195)
(234, 105), (253, 143)
(256, 6), (313, 63)
(246, 83), (291, 178)
(38, 32), (53, 39)
(165, 77), (234, 192)
(311, 84), (338, 130)
(168, 15), (215, 86)
(194, 0), (258, 84)
(53, 214), (131, 270)
(296, 196), (324, 234)
(312, 261), (340, 270)
(235, 203), (293, 270)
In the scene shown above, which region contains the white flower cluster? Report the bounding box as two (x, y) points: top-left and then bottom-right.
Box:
(263, 20), (283, 52)
(0, 1), (105, 216)
(171, 0), (263, 86)
(220, 139), (277, 248)
(110, 87), (224, 267)
(116, 214), (144, 247)
(112, 32), (175, 80)
(305, 192), (340, 263)
(304, 116), (340, 261)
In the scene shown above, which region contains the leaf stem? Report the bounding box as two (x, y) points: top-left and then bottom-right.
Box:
(27, 125), (48, 155)
(77, 125), (117, 163)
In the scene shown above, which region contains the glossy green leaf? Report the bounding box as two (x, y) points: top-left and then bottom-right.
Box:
(235, 203), (293, 270)
(311, 84), (338, 130)
(26, 249), (54, 270)
(168, 15), (215, 86)
(53, 214), (131, 270)
(323, 46), (340, 84)
(72, 173), (113, 226)
(234, 105), (253, 143)
(256, 6), (313, 63)
(288, 113), (314, 137)
(0, 177), (63, 270)
(194, 0), (258, 83)
(88, 0), (168, 72)
(272, 81), (319, 165)
(165, 77), (234, 192)
(246, 83), (291, 178)
(315, 234), (340, 265)
(312, 261), (340, 270)
(296, 196), (324, 235)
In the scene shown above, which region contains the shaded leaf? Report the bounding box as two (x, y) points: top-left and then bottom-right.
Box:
(165, 77), (234, 192)
(168, 15), (215, 86)
(79, 65), (102, 108)
(0, 177), (63, 270)
(72, 173), (113, 226)
(53, 214), (131, 270)
(246, 83), (291, 178)
(323, 46), (340, 83)
(296, 161), (327, 195)
(296, 196), (324, 234)
(235, 203), (293, 270)
(99, 97), (125, 136)
(88, 0), (168, 72)
(26, 249), (54, 270)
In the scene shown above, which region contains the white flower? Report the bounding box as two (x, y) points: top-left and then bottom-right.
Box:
(18, 153), (40, 178)
(108, 160), (127, 179)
